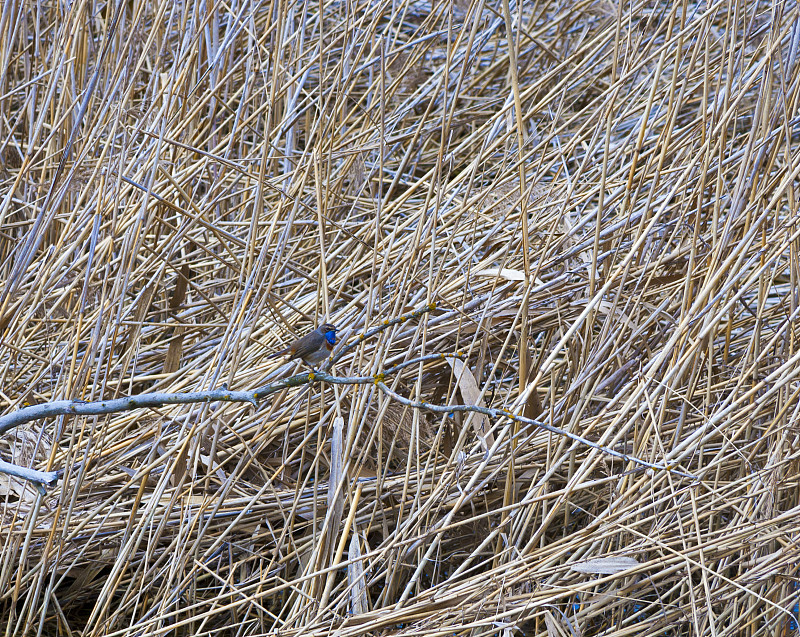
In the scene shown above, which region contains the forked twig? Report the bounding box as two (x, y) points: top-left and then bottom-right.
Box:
(0, 305), (694, 489)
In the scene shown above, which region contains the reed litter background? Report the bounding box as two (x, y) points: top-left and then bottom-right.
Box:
(0, 0), (799, 635)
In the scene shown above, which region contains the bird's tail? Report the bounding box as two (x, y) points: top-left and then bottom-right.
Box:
(268, 347), (291, 359)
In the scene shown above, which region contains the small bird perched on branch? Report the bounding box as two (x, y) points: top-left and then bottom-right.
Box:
(268, 323), (338, 369)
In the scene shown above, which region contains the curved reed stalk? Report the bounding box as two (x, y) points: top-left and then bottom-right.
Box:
(0, 0), (798, 635)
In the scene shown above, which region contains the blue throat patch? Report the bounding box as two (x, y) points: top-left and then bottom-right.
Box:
(325, 330), (336, 345)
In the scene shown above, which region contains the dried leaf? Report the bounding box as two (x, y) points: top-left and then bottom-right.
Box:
(445, 357), (494, 449)
(571, 556), (640, 574)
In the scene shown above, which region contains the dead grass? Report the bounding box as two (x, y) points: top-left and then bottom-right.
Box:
(0, 0), (799, 635)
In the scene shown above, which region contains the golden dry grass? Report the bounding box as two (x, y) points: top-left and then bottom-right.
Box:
(0, 0), (799, 635)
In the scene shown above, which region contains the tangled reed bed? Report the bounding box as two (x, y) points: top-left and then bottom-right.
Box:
(0, 0), (799, 634)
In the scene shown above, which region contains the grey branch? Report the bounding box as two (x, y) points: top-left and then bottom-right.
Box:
(0, 305), (694, 488)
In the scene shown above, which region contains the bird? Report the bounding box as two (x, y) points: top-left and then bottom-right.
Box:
(268, 323), (338, 369)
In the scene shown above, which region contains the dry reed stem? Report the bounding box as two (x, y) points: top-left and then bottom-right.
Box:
(0, 0), (799, 635)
